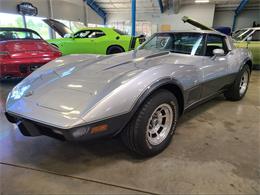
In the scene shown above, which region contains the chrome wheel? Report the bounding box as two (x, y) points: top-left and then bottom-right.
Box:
(146, 103), (174, 146)
(239, 71), (249, 96)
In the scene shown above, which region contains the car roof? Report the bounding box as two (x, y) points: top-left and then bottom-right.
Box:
(75, 27), (112, 32)
(0, 27), (43, 39)
(0, 27), (39, 33)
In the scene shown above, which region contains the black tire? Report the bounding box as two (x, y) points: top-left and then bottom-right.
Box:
(224, 64), (250, 101)
(107, 46), (124, 55)
(121, 89), (179, 157)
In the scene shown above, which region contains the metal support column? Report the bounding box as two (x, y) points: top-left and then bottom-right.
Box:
(158, 0), (164, 13)
(22, 15), (27, 28)
(232, 0), (249, 31)
(48, 0), (55, 39)
(131, 0), (136, 36)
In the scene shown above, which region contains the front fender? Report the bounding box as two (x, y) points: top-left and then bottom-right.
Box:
(80, 64), (190, 124)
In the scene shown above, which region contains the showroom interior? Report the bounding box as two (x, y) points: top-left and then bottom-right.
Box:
(0, 0), (260, 194)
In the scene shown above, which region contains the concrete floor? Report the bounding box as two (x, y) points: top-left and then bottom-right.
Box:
(0, 71), (259, 195)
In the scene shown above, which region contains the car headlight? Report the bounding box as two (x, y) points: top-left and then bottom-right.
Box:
(9, 83), (31, 100)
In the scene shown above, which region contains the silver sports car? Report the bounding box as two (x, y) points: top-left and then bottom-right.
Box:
(5, 18), (253, 156)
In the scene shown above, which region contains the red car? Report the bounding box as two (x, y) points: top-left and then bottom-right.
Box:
(0, 27), (61, 79)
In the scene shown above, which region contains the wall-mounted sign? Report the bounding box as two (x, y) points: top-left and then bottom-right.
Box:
(17, 2), (38, 16)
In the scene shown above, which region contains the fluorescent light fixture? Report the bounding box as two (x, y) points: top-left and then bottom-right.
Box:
(195, 0), (209, 3)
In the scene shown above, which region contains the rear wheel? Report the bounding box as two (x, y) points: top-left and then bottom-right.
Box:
(107, 46), (124, 55)
(224, 64), (250, 101)
(121, 90), (179, 157)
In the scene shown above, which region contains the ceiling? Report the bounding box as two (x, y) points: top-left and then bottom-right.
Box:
(91, 0), (260, 13)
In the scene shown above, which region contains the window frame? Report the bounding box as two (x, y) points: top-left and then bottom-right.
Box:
(251, 30), (260, 41)
(140, 32), (206, 56)
(203, 34), (229, 57)
(73, 29), (106, 39)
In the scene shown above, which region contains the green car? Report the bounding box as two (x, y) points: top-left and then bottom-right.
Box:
(43, 19), (145, 55)
(232, 27), (260, 69)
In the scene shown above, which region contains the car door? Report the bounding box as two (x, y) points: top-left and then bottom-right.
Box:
(247, 30), (260, 65)
(72, 30), (106, 54)
(201, 34), (229, 98)
(71, 30), (92, 54)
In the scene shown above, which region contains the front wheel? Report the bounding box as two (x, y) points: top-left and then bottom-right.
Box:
(121, 90), (179, 157)
(224, 64), (250, 101)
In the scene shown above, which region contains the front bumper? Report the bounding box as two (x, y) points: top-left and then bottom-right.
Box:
(5, 112), (130, 141)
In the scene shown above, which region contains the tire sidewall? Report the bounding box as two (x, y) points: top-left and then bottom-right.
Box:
(107, 46), (124, 54)
(134, 90), (179, 155)
(236, 65), (250, 99)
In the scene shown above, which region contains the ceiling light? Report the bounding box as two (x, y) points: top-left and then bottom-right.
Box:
(195, 0), (209, 3)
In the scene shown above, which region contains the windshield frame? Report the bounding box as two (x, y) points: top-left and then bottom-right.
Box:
(232, 29), (254, 41)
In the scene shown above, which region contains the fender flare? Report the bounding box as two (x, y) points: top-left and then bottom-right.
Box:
(240, 57), (252, 72)
(114, 77), (185, 135)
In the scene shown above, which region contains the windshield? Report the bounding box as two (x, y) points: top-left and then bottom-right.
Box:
(140, 32), (205, 55)
(232, 29), (253, 41)
(0, 29), (42, 41)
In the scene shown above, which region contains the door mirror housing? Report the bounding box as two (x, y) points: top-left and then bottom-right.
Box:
(246, 36), (252, 42)
(211, 49), (225, 60)
(213, 48), (225, 56)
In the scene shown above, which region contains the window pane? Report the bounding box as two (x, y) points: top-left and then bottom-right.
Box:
(252, 30), (260, 41)
(26, 16), (50, 40)
(141, 32), (204, 55)
(0, 13), (24, 28)
(206, 35), (224, 56)
(0, 29), (41, 41)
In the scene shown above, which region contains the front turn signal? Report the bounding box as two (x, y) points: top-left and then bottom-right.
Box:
(90, 124), (108, 134)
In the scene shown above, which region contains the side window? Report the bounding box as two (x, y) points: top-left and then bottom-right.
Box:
(88, 30), (106, 38)
(74, 30), (90, 38)
(251, 30), (260, 41)
(172, 33), (204, 56)
(205, 35), (228, 57)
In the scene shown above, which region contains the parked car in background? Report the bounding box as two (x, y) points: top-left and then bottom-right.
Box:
(232, 27), (260, 69)
(43, 19), (145, 55)
(0, 27), (61, 79)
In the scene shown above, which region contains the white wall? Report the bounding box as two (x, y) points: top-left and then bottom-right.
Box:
(213, 10), (260, 30)
(0, 0), (103, 25)
(107, 4), (216, 32)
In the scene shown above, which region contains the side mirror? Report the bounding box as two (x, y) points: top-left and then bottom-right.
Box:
(211, 49), (225, 60)
(136, 45), (142, 50)
(213, 48), (225, 56)
(246, 36), (252, 42)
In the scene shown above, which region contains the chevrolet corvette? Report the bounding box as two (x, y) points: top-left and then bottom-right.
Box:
(5, 18), (252, 156)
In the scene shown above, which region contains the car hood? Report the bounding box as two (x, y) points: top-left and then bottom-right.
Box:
(6, 50), (196, 128)
(43, 19), (73, 37)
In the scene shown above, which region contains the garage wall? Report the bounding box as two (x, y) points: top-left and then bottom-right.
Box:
(213, 10), (260, 30)
(0, 0), (103, 25)
(107, 4), (215, 32)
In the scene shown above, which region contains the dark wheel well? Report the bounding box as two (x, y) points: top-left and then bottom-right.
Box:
(136, 84), (184, 117)
(106, 45), (125, 54)
(245, 60), (253, 72)
(159, 84), (184, 116)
